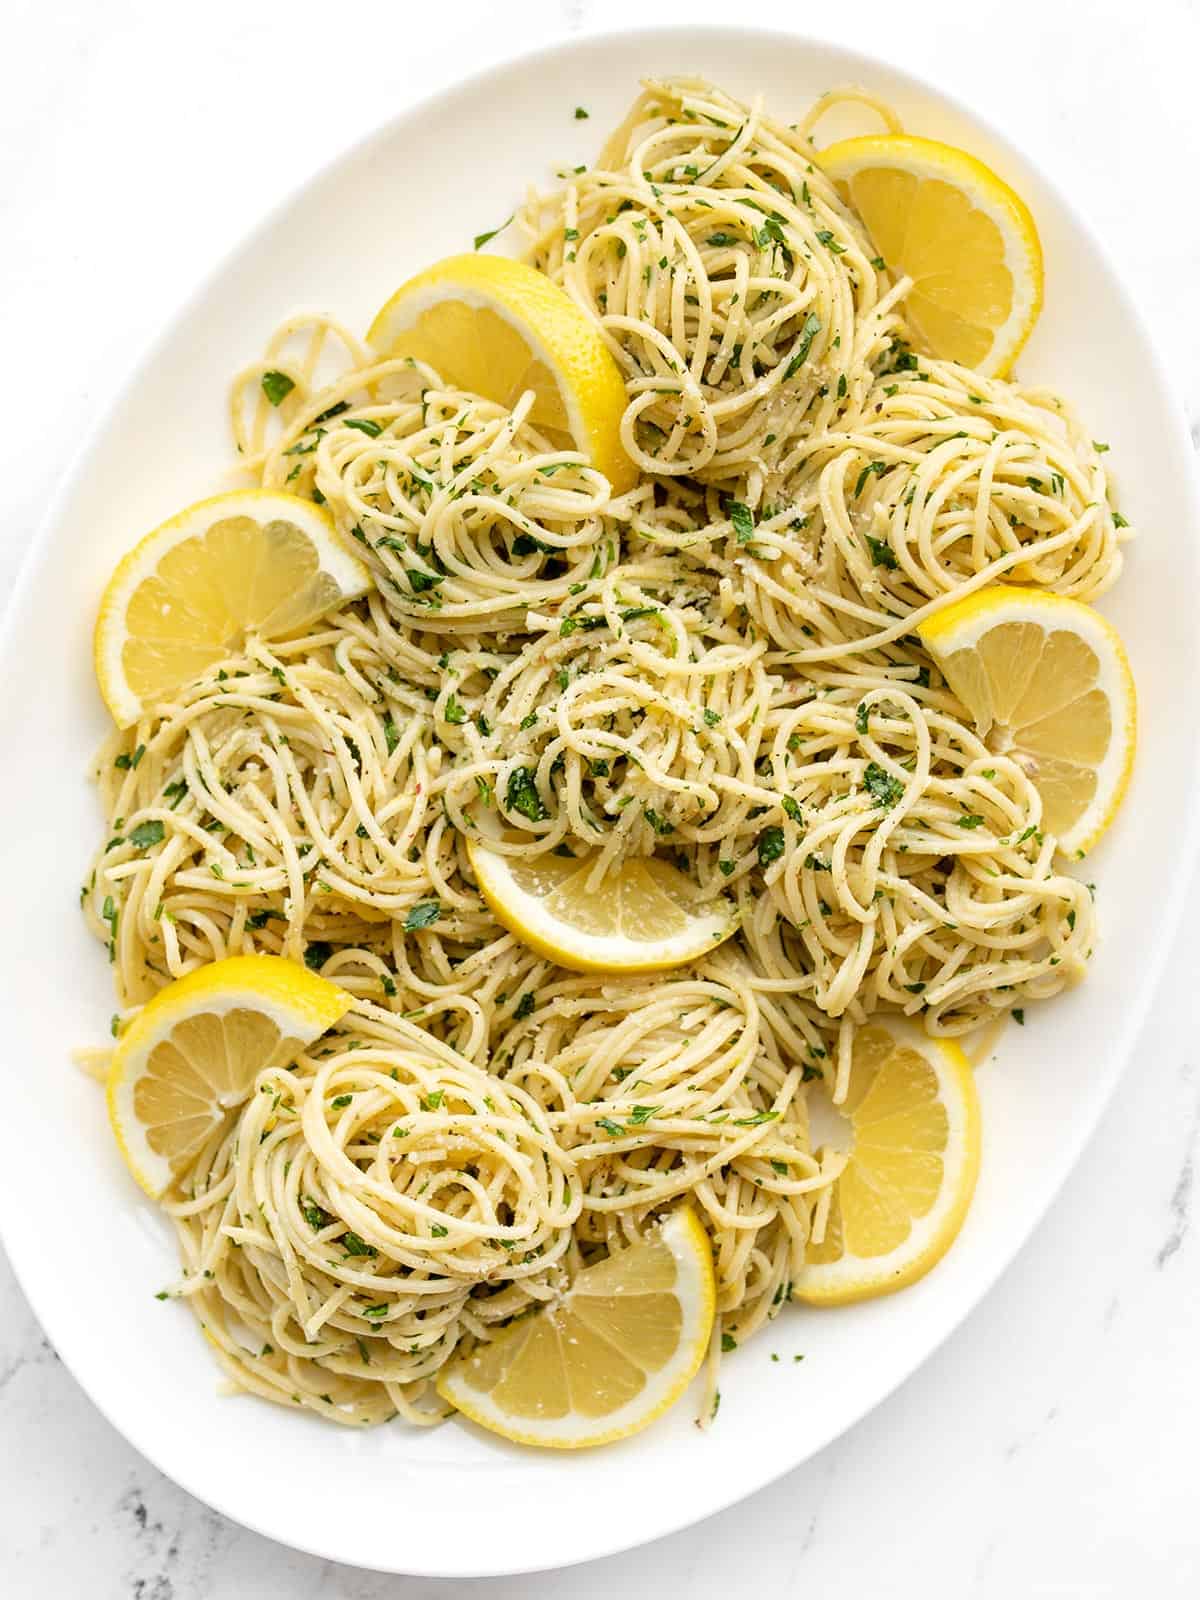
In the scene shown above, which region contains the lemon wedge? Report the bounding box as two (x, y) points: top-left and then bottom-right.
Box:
(918, 585), (1136, 856)
(437, 1206), (715, 1448)
(107, 955), (351, 1199)
(818, 134), (1043, 375)
(467, 841), (738, 974)
(94, 489), (371, 727)
(367, 254), (636, 493)
(797, 1021), (980, 1305)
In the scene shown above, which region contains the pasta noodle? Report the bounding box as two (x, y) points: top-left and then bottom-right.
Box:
(165, 1006), (577, 1426)
(84, 74), (1125, 1425)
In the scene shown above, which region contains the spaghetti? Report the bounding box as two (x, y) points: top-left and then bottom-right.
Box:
(84, 74), (1125, 1424)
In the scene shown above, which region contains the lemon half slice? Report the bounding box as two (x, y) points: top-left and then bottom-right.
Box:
(437, 1206), (715, 1449)
(467, 842), (738, 974)
(107, 955), (351, 1198)
(95, 489), (371, 727)
(919, 585), (1136, 856)
(797, 1021), (981, 1305)
(368, 254), (636, 493)
(819, 134), (1043, 375)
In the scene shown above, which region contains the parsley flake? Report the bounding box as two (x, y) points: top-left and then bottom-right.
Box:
(404, 901), (441, 932)
(862, 762), (904, 809)
(261, 370), (294, 406)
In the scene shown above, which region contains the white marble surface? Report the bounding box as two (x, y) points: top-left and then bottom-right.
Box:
(3, 0), (1200, 1593)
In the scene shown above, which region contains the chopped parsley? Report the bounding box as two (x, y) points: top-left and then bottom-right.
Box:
(404, 901), (441, 932)
(260, 370), (294, 406)
(784, 312), (822, 378)
(506, 767), (547, 822)
(757, 826), (786, 867)
(628, 1105), (660, 1125)
(728, 500), (755, 543)
(865, 534), (898, 570)
(406, 567), (444, 594)
(862, 762), (904, 809)
(855, 460), (888, 497)
(473, 212), (514, 251)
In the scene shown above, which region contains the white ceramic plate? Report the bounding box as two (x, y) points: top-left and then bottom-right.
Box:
(1, 24), (1197, 1579)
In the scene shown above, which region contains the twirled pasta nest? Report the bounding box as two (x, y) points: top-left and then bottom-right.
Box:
(494, 964), (840, 1339)
(164, 1009), (577, 1426)
(87, 602), (488, 1009)
(522, 76), (890, 485)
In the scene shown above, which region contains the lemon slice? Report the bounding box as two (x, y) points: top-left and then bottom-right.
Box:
(107, 955), (351, 1198)
(918, 585), (1136, 856)
(95, 489), (371, 727)
(818, 134), (1043, 375)
(367, 254), (636, 493)
(797, 1021), (980, 1305)
(437, 1206), (715, 1449)
(467, 841), (738, 974)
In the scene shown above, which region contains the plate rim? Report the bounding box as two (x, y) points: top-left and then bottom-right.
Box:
(2, 20), (1199, 1578)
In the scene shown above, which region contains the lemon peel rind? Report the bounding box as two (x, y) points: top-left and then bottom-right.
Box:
(919, 585), (1136, 858)
(94, 489), (371, 728)
(795, 1029), (981, 1307)
(106, 955), (352, 1199)
(467, 841), (739, 975)
(817, 133), (1044, 378)
(436, 1207), (716, 1449)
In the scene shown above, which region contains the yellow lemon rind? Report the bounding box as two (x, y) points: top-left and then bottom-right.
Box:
(795, 1028), (981, 1307)
(107, 954), (352, 1200)
(918, 584), (1136, 857)
(435, 1207), (716, 1449)
(367, 254), (636, 494)
(818, 133), (1044, 378)
(466, 839), (739, 975)
(94, 488), (371, 728)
